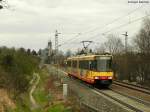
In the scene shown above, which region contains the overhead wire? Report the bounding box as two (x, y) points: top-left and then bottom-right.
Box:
(59, 33), (81, 46)
(74, 5), (145, 43)
(87, 13), (150, 41)
(66, 13), (150, 50)
(59, 5), (145, 48)
(80, 5), (144, 35)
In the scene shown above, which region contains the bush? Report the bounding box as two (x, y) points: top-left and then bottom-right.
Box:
(0, 47), (40, 97)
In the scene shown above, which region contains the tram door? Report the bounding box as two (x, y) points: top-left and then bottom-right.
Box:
(89, 61), (93, 78)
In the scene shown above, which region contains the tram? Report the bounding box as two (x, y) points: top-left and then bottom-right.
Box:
(65, 54), (114, 87)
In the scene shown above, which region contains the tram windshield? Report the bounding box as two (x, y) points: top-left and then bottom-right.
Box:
(96, 57), (112, 72)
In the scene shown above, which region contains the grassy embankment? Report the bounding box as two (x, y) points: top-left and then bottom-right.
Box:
(0, 47), (78, 112)
(32, 66), (71, 112)
(0, 47), (39, 112)
(10, 64), (72, 112)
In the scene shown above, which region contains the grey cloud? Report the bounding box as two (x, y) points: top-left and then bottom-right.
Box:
(0, 0), (149, 51)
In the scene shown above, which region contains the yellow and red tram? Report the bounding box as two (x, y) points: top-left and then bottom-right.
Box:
(65, 55), (114, 87)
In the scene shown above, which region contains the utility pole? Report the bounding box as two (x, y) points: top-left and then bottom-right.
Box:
(122, 32), (128, 80)
(54, 30), (61, 65)
(122, 32), (128, 53)
(55, 30), (61, 55)
(54, 30), (61, 78)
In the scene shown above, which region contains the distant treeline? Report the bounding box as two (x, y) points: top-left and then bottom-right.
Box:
(112, 18), (150, 86)
(0, 47), (40, 98)
(113, 53), (150, 86)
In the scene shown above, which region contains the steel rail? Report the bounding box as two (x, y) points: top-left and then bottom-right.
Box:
(94, 88), (144, 112)
(114, 80), (150, 90)
(113, 81), (150, 95)
(110, 89), (150, 107)
(66, 75), (148, 112)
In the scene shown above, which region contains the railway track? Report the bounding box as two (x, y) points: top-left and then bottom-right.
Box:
(66, 75), (150, 112)
(112, 80), (150, 103)
(114, 80), (150, 90)
(53, 67), (150, 112)
(72, 79), (150, 111)
(113, 81), (150, 95)
(93, 88), (150, 112)
(110, 88), (150, 107)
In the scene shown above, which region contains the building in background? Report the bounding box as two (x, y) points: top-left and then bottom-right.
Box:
(40, 40), (55, 64)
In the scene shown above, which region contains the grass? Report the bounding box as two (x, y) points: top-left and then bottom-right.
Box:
(8, 66), (72, 112)
(8, 68), (47, 112)
(47, 104), (69, 112)
(32, 67), (71, 112)
(33, 88), (50, 106)
(33, 68), (50, 106)
(10, 94), (32, 112)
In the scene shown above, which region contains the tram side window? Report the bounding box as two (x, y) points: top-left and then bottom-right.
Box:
(67, 61), (71, 67)
(90, 60), (97, 70)
(79, 60), (89, 69)
(72, 61), (77, 68)
(79, 61), (83, 69)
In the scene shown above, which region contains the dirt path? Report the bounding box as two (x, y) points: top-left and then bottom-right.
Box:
(29, 73), (40, 109)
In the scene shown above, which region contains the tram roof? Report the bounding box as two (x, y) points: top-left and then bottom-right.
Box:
(67, 54), (112, 60)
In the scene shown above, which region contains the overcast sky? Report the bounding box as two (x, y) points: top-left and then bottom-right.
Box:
(0, 0), (150, 51)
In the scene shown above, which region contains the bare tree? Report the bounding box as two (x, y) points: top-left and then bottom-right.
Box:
(0, 0), (3, 9)
(104, 34), (124, 54)
(94, 43), (106, 54)
(132, 18), (150, 85)
(0, 0), (9, 10)
(134, 18), (150, 54)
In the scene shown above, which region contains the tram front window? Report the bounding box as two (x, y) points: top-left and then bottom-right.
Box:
(97, 59), (112, 72)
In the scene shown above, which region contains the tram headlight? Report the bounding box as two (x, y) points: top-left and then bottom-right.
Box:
(94, 76), (99, 79)
(108, 76), (112, 79)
